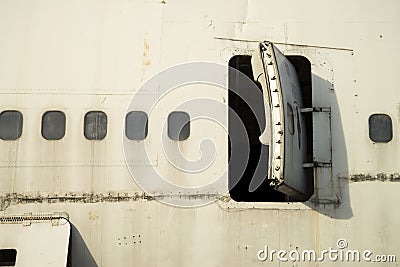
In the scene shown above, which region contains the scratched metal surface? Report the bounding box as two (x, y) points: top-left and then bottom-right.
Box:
(0, 0), (399, 266)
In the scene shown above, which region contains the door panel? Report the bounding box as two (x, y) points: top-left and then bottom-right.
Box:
(252, 42), (312, 200)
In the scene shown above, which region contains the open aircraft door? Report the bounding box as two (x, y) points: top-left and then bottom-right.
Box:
(252, 42), (313, 201)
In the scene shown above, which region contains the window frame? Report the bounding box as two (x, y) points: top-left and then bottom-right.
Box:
(125, 111), (149, 141)
(368, 113), (393, 143)
(41, 110), (66, 140)
(84, 110), (108, 141)
(0, 110), (23, 141)
(167, 111), (191, 141)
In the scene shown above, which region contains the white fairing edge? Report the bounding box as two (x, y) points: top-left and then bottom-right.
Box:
(0, 214), (70, 267)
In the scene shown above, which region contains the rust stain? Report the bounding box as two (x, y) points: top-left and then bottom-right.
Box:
(89, 211), (99, 221)
(397, 103), (400, 124)
(141, 38), (151, 81)
(143, 39), (150, 58)
(350, 173), (400, 182)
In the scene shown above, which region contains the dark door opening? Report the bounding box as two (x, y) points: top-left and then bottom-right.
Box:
(228, 54), (312, 202)
(228, 55), (285, 202)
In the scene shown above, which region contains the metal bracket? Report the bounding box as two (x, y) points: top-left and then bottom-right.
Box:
(303, 162), (332, 168)
(22, 212), (32, 226)
(301, 107), (331, 113)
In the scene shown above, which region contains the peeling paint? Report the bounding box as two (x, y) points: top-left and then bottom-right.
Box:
(0, 192), (223, 211)
(0, 192), (150, 211)
(350, 173), (400, 182)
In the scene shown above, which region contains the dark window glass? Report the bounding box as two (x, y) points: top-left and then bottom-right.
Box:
(42, 111), (66, 140)
(125, 111), (148, 140)
(0, 111), (23, 140)
(369, 114), (392, 143)
(0, 249), (17, 266)
(84, 111), (107, 140)
(168, 111), (190, 141)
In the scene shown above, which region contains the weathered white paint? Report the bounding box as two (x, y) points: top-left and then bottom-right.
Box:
(0, 0), (399, 266)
